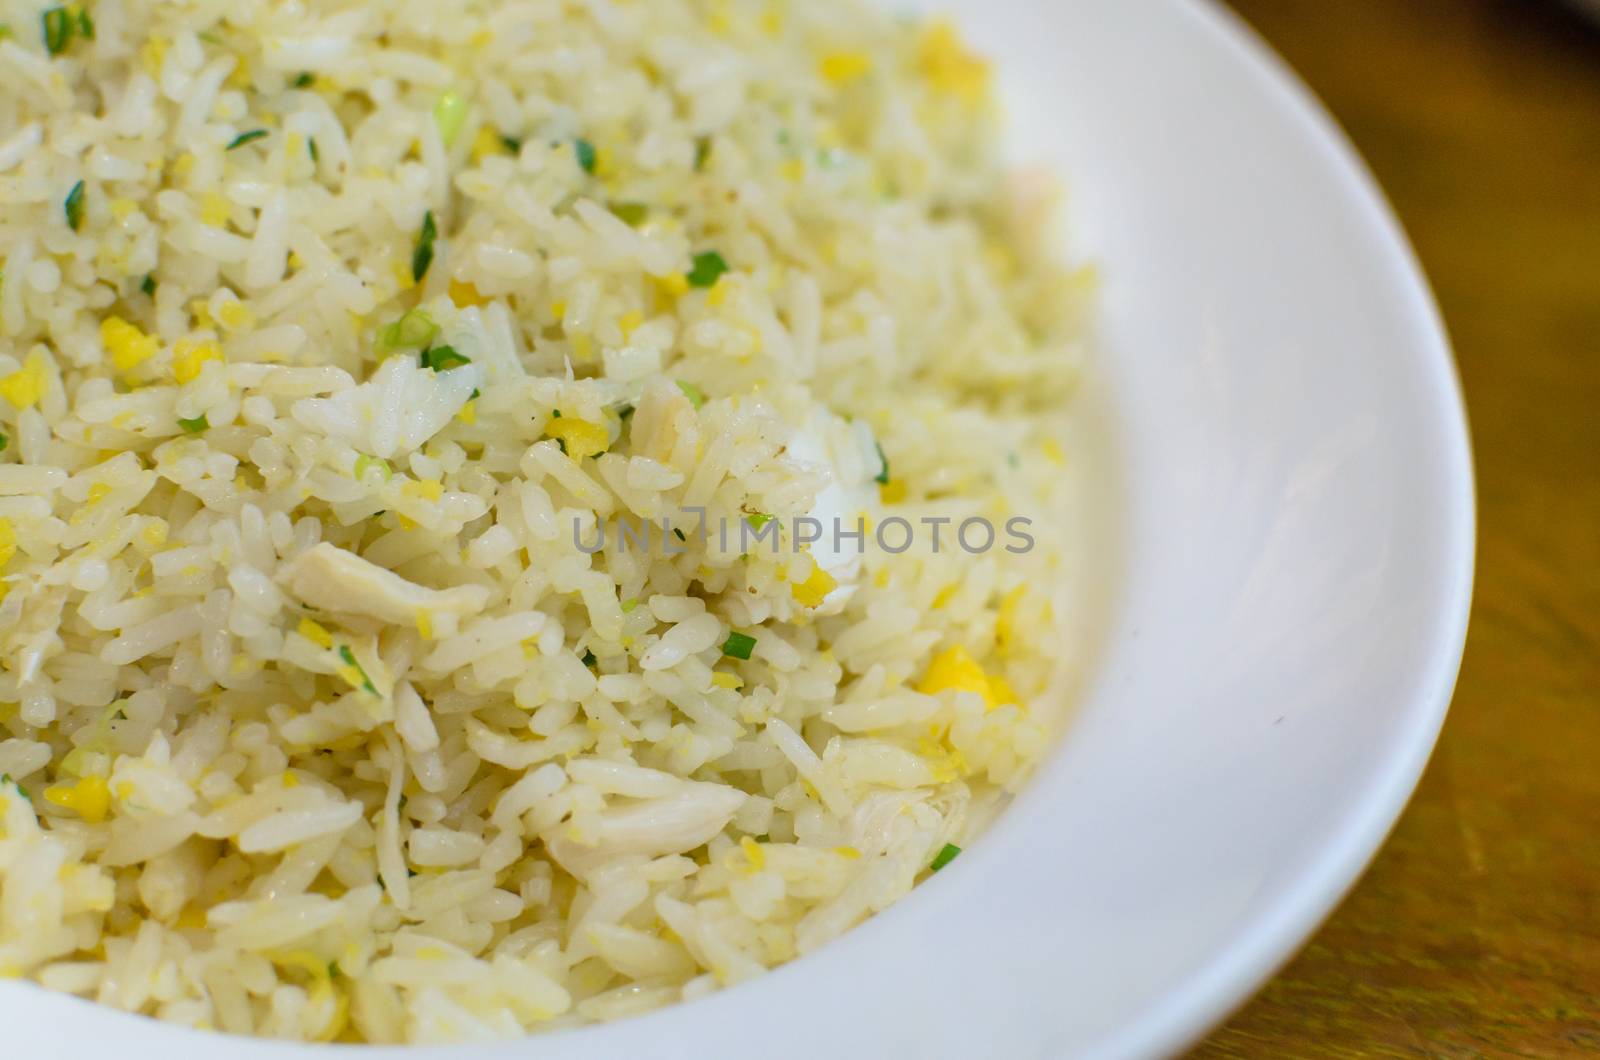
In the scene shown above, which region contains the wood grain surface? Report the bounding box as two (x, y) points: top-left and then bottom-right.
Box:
(1193, 1), (1600, 1056)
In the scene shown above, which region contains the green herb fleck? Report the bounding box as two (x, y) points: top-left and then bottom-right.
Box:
(64, 179), (85, 231)
(226, 129), (269, 151)
(686, 250), (728, 289)
(693, 136), (711, 171)
(874, 442), (889, 485)
(1, 773), (30, 803)
(177, 414), (209, 434)
(581, 649), (597, 668)
(140, 274), (156, 296)
(197, 30), (221, 45)
(76, 6), (92, 39)
(0, 25), (12, 43)
(433, 89), (468, 147)
(292, 72), (315, 88)
(377, 307), (438, 351)
(42, 7), (72, 54)
(721, 632), (757, 660)
(574, 138), (597, 174)
(308, 137), (318, 162)
(500, 134), (522, 154)
(673, 527), (687, 543)
(675, 379), (705, 408)
(930, 842), (961, 871)
(0, 434), (8, 453)
(420, 344), (470, 372)
(412, 209), (437, 282)
(610, 202), (648, 226)
(338, 644), (378, 695)
(746, 513), (773, 530)
(620, 598), (638, 613)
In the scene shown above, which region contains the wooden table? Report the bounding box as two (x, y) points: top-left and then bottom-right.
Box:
(1194, 1), (1600, 1055)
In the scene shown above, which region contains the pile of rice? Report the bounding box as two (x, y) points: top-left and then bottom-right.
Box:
(0, 0), (1090, 1043)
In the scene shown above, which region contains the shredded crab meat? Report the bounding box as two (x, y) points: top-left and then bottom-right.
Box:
(543, 781), (748, 880)
(278, 542), (489, 627)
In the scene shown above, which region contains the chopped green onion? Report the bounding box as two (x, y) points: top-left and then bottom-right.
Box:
(574, 138), (597, 174)
(675, 379), (705, 408)
(929, 843), (961, 871)
(420, 345), (470, 372)
(673, 527), (687, 543)
(721, 632), (757, 660)
(140, 275), (156, 296)
(469, 387), (480, 399)
(412, 209), (437, 282)
(226, 129), (268, 151)
(308, 137), (318, 162)
(0, 434), (8, 453)
(433, 90), (468, 147)
(685, 250), (728, 289)
(693, 136), (711, 171)
(64, 179), (85, 231)
(377, 307), (439, 351)
(177, 414), (209, 434)
(745, 513), (773, 530)
(610, 202), (648, 226)
(874, 442), (889, 485)
(620, 598), (638, 613)
(338, 644), (378, 695)
(353, 454), (392, 482)
(581, 649), (597, 668)
(42, 7), (72, 54)
(1, 773), (30, 803)
(75, 6), (92, 39)
(292, 72), (315, 88)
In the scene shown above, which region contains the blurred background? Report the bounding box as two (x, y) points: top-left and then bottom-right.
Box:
(1194, 1), (1600, 1055)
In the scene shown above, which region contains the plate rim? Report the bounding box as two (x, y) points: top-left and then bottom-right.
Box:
(1091, 1), (1476, 1054)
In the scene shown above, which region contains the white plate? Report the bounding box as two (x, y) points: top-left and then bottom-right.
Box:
(2, 0), (1473, 1056)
